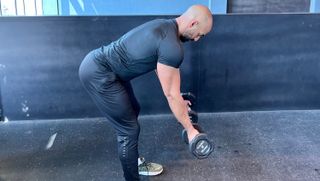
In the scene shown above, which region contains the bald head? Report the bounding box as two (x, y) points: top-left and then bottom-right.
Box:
(176, 5), (213, 42)
(183, 5), (212, 24)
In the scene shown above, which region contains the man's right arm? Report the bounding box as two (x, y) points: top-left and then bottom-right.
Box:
(156, 63), (199, 142)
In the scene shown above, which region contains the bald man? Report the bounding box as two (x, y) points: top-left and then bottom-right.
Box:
(79, 5), (213, 181)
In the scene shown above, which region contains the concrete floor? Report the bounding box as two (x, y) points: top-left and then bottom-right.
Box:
(1, 110), (320, 181)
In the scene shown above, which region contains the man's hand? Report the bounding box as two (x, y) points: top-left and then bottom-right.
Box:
(184, 100), (192, 111)
(187, 127), (199, 143)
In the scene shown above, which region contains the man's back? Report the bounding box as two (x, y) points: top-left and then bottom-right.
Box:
(95, 19), (184, 81)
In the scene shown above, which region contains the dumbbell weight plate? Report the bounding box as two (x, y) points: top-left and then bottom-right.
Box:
(181, 129), (188, 144)
(189, 134), (214, 159)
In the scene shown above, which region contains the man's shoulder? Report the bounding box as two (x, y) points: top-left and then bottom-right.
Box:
(135, 19), (174, 40)
(131, 19), (171, 33)
(147, 18), (171, 25)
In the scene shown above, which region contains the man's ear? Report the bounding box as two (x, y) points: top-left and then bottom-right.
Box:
(190, 20), (199, 27)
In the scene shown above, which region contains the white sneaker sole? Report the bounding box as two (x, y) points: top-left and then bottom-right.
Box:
(139, 167), (163, 176)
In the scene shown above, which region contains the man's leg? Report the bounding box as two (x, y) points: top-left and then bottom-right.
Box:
(123, 82), (140, 118)
(79, 52), (140, 181)
(123, 82), (164, 177)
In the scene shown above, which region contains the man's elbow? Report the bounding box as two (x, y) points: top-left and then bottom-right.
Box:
(164, 91), (179, 102)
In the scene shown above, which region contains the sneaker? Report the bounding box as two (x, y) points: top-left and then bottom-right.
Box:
(138, 157), (163, 176)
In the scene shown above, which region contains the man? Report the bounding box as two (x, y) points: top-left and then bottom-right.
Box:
(79, 4), (213, 181)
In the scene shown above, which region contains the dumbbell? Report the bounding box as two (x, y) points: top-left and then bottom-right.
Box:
(188, 109), (198, 123)
(182, 123), (214, 159)
(181, 92), (198, 123)
(181, 92), (196, 110)
(182, 123), (203, 144)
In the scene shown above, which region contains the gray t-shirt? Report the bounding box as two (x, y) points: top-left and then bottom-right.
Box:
(94, 19), (184, 81)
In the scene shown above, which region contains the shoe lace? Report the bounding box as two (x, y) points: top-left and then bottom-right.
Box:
(140, 160), (151, 174)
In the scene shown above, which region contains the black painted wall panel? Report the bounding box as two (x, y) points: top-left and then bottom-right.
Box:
(0, 16), (196, 120)
(1, 14), (320, 120)
(0, 64), (4, 121)
(198, 14), (320, 112)
(0, 87), (3, 121)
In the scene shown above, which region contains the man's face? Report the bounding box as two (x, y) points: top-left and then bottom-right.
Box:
(180, 21), (209, 42)
(180, 29), (195, 42)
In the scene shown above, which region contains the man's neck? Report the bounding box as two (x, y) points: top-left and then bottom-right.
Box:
(175, 17), (184, 36)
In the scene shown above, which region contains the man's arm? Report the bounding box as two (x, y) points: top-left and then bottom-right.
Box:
(156, 63), (199, 141)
